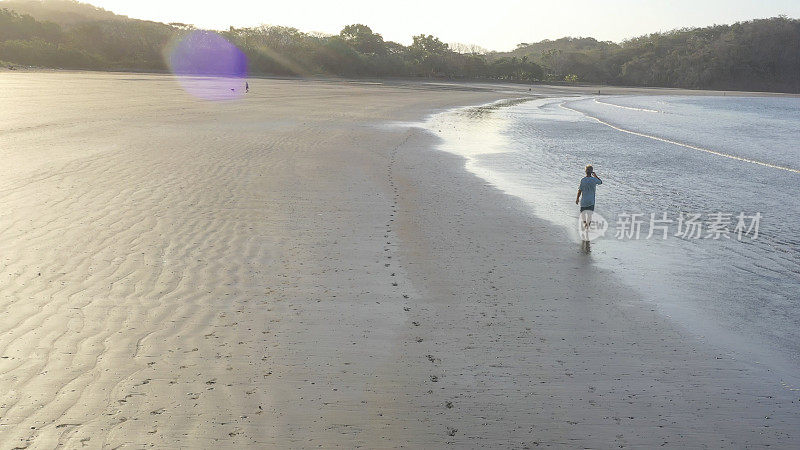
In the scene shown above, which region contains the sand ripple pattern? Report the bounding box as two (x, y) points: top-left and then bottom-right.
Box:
(0, 122), (299, 446)
(0, 73), (515, 448)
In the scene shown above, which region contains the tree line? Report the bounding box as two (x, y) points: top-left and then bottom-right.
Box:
(1, 1), (798, 93)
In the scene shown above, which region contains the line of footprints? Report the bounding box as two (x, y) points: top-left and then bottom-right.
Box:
(385, 135), (458, 439)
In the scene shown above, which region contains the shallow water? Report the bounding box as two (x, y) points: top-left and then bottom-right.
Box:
(424, 94), (800, 385)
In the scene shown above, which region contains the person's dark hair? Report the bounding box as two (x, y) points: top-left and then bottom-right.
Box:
(585, 165), (593, 176)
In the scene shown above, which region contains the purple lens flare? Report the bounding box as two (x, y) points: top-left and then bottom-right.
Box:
(168, 31), (248, 100)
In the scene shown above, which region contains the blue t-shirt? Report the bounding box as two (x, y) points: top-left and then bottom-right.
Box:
(579, 176), (602, 207)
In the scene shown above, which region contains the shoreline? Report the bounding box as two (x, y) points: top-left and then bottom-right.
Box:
(421, 96), (800, 389)
(3, 67), (800, 97)
(392, 103), (800, 447)
(0, 72), (797, 447)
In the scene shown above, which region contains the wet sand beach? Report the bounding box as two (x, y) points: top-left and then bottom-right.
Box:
(0, 72), (797, 448)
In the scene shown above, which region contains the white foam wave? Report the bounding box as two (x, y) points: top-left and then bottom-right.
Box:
(561, 101), (800, 174)
(595, 98), (660, 113)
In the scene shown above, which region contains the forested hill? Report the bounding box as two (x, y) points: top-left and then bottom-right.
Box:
(502, 20), (800, 93)
(2, 0), (120, 24)
(1, 0), (799, 93)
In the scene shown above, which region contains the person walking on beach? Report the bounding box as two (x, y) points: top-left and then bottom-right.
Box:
(575, 165), (602, 239)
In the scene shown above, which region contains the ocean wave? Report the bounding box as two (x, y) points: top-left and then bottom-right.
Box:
(561, 101), (800, 174)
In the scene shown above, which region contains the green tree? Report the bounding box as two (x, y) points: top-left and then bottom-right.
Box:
(409, 34), (450, 77)
(339, 24), (386, 55)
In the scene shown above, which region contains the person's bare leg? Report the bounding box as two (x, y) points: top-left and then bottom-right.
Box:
(579, 210), (589, 240)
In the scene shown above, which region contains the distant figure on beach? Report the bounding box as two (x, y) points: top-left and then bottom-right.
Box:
(575, 165), (602, 239)
(245, 81), (249, 93)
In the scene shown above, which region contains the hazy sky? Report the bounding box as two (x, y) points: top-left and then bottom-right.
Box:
(86, 0), (800, 51)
